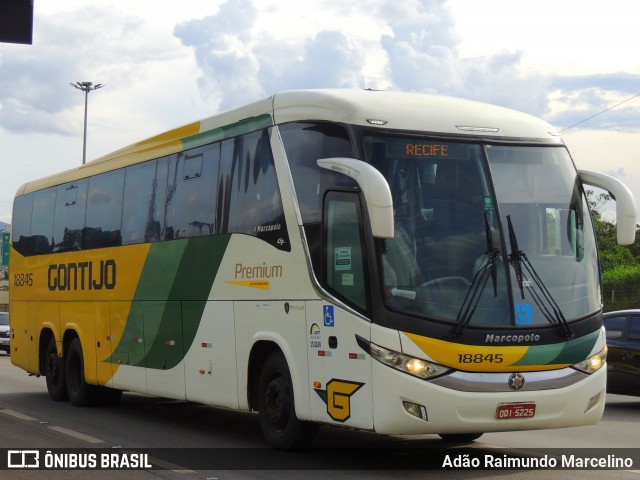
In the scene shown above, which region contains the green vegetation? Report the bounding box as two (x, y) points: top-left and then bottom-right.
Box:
(587, 190), (640, 312)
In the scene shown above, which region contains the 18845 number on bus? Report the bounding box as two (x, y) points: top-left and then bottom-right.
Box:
(458, 353), (504, 364)
(14, 273), (33, 287)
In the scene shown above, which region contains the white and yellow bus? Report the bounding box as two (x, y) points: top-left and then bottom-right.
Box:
(10, 89), (637, 447)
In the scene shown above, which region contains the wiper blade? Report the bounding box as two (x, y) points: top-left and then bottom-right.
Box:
(506, 215), (574, 339)
(507, 215), (525, 299)
(485, 211), (498, 297)
(452, 213), (499, 337)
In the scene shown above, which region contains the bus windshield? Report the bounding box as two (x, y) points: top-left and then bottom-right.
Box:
(362, 136), (600, 328)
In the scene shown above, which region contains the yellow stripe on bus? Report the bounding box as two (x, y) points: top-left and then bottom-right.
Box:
(402, 332), (565, 372)
(225, 280), (271, 290)
(10, 244), (150, 302)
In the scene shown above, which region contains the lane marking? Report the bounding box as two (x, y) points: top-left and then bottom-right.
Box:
(0, 409), (38, 421)
(147, 455), (195, 473)
(48, 425), (105, 444)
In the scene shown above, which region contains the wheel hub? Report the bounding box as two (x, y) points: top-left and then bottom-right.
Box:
(265, 377), (289, 431)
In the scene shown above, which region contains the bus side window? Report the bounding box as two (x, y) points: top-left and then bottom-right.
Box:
(28, 188), (57, 255)
(122, 159), (166, 245)
(84, 169), (124, 249)
(53, 180), (88, 253)
(165, 144), (219, 239)
(279, 122), (356, 270)
(11, 193), (34, 256)
(219, 128), (289, 251)
(323, 191), (369, 313)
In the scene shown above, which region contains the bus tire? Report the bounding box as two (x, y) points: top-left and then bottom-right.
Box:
(257, 352), (318, 449)
(438, 433), (483, 442)
(65, 338), (98, 407)
(45, 337), (68, 402)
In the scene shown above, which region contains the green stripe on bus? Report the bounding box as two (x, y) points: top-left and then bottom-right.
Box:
(513, 330), (600, 366)
(550, 330), (601, 364)
(135, 240), (187, 300)
(511, 342), (565, 366)
(182, 114), (273, 150)
(107, 235), (231, 369)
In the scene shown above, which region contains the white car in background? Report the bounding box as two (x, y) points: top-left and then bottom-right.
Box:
(0, 312), (9, 355)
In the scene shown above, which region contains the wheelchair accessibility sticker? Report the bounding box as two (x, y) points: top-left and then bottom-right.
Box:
(515, 303), (533, 325)
(323, 305), (335, 327)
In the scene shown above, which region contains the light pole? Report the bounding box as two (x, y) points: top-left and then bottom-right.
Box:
(70, 81), (104, 164)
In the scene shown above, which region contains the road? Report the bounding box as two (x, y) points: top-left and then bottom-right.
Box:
(0, 353), (638, 479)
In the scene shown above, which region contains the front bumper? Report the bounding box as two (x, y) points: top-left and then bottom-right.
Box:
(371, 361), (606, 435)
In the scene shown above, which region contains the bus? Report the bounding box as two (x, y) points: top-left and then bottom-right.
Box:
(10, 89), (637, 448)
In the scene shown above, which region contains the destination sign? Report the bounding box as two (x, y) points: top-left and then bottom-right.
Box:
(405, 143), (449, 157)
(381, 138), (470, 160)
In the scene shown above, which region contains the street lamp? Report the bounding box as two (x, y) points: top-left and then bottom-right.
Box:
(70, 81), (104, 164)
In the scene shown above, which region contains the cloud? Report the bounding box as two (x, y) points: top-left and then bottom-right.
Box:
(546, 73), (640, 131)
(260, 31), (366, 91)
(173, 0), (640, 137)
(553, 73), (640, 94)
(379, 0), (463, 92)
(4, 0), (640, 141)
(0, 6), (184, 135)
(174, 0), (263, 109)
(375, 0), (555, 116)
(174, 0), (556, 117)
(174, 0), (366, 110)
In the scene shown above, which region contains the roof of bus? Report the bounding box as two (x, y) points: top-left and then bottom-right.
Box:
(16, 88), (561, 196)
(271, 89), (558, 140)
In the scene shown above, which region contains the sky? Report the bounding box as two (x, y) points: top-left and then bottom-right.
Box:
(1, 0), (640, 225)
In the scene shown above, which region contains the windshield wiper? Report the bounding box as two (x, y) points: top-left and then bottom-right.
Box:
(506, 215), (574, 339)
(452, 213), (499, 337)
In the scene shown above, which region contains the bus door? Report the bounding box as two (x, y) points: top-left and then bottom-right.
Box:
(306, 191), (373, 429)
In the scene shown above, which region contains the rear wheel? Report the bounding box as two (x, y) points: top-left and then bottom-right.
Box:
(65, 337), (98, 407)
(45, 337), (68, 401)
(257, 352), (318, 448)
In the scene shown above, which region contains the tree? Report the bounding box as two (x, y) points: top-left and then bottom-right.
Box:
(585, 189), (635, 271)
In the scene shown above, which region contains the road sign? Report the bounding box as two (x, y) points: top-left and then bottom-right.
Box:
(2, 232), (9, 266)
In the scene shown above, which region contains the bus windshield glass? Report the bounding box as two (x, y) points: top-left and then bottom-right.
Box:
(362, 136), (600, 327)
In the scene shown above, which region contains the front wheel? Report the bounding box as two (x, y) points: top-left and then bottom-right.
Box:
(45, 337), (68, 401)
(65, 337), (98, 407)
(257, 352), (318, 449)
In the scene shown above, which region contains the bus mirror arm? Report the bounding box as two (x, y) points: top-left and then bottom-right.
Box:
(318, 158), (394, 239)
(578, 170), (637, 245)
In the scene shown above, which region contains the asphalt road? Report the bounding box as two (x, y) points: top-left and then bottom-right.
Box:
(0, 353), (638, 479)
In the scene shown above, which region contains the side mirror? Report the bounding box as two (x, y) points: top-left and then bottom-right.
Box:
(317, 158), (394, 239)
(579, 170), (637, 245)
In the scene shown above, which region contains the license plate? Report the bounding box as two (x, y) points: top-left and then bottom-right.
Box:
(496, 402), (536, 420)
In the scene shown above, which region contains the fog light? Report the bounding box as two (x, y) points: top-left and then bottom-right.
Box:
(585, 390), (603, 413)
(403, 401), (428, 421)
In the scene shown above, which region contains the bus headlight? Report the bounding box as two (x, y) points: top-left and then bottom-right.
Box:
(369, 342), (451, 380)
(572, 347), (607, 374)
